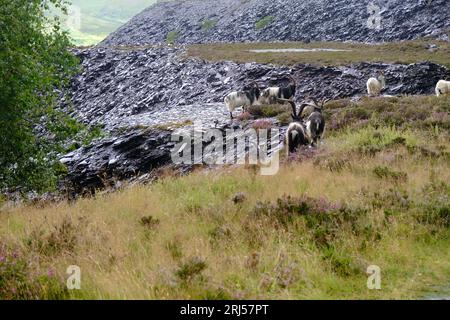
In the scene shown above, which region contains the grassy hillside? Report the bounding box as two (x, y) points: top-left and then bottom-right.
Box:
(187, 40), (450, 67)
(63, 0), (157, 46)
(1, 95), (449, 299)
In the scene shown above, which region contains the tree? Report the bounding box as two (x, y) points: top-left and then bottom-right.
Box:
(0, 0), (79, 193)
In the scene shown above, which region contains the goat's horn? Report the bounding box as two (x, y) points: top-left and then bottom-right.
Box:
(298, 103), (308, 119)
(321, 98), (329, 106)
(278, 98), (297, 117)
(309, 97), (320, 106)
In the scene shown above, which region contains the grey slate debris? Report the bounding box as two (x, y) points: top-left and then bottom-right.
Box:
(101, 0), (450, 46)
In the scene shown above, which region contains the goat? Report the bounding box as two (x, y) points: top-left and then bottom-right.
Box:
(304, 98), (328, 147)
(367, 71), (386, 97)
(279, 98), (309, 156)
(435, 80), (450, 96)
(260, 75), (297, 105)
(224, 82), (260, 119)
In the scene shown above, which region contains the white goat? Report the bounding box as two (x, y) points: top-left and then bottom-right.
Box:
(435, 80), (450, 96)
(367, 72), (386, 97)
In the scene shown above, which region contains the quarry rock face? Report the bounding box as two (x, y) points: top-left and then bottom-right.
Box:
(68, 46), (450, 130)
(60, 128), (175, 195)
(101, 0), (450, 46)
(60, 45), (450, 194)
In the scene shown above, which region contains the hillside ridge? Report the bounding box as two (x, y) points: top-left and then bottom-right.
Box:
(101, 0), (450, 46)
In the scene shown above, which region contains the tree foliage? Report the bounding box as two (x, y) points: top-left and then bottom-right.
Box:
(0, 0), (79, 193)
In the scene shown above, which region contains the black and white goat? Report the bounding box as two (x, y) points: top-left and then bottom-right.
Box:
(304, 98), (328, 147)
(261, 75), (297, 104)
(224, 82), (261, 119)
(279, 99), (309, 156)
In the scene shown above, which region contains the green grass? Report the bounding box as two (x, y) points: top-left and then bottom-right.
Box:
(187, 40), (450, 67)
(0, 95), (449, 299)
(166, 31), (180, 45)
(255, 16), (275, 30)
(201, 19), (217, 32)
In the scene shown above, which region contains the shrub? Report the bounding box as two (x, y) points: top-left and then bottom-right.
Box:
(335, 126), (420, 156)
(209, 225), (232, 243)
(236, 112), (252, 121)
(140, 216), (160, 230)
(0, 243), (68, 299)
(248, 104), (287, 118)
(322, 247), (363, 277)
(253, 195), (343, 226)
(314, 154), (351, 173)
(415, 181), (450, 228)
(325, 99), (352, 110)
(232, 192), (246, 204)
(373, 165), (408, 183)
(26, 216), (83, 256)
(251, 119), (273, 130)
(166, 239), (183, 260)
(175, 257), (207, 281)
(371, 189), (410, 210)
(253, 195), (367, 247)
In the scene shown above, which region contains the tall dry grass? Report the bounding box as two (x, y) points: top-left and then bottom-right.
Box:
(0, 95), (449, 299)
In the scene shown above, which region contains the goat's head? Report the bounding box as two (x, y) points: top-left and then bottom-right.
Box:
(377, 70), (386, 81)
(378, 73), (386, 89)
(250, 81), (261, 99)
(242, 81), (260, 98)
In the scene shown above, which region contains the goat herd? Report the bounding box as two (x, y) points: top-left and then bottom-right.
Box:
(224, 74), (450, 156)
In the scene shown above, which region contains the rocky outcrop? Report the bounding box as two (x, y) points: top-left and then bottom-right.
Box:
(101, 0), (450, 46)
(60, 128), (174, 195)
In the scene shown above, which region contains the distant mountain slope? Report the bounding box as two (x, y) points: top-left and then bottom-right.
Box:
(65, 0), (156, 45)
(101, 0), (450, 46)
